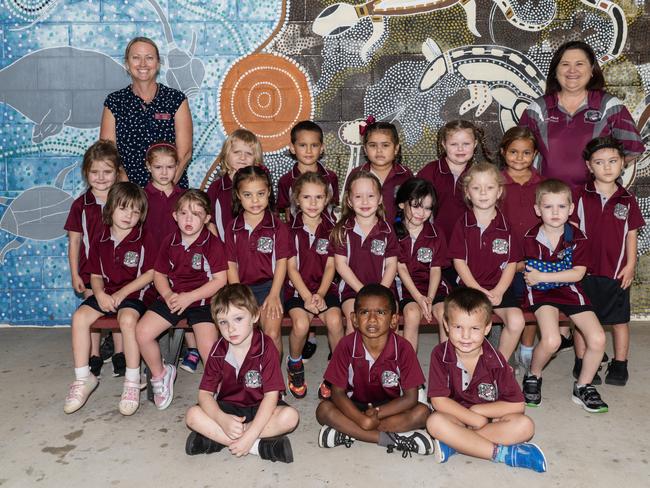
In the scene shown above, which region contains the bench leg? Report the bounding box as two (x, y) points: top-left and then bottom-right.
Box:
(146, 328), (186, 403)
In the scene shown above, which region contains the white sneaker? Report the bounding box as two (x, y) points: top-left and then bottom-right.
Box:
(151, 364), (176, 410)
(118, 380), (140, 416)
(318, 425), (354, 448)
(64, 375), (99, 414)
(388, 430), (434, 456)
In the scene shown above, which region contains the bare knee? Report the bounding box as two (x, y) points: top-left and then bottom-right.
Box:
(185, 405), (203, 429)
(540, 333), (561, 352)
(412, 403), (431, 426)
(586, 329), (606, 352)
(278, 406), (300, 432)
(426, 412), (447, 436)
(316, 400), (334, 425)
(509, 414), (535, 441)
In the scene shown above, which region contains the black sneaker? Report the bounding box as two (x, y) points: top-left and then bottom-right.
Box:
(287, 360), (307, 399)
(112, 352), (126, 377)
(318, 425), (354, 448)
(385, 431), (434, 458)
(556, 332), (574, 353)
(258, 436), (293, 463)
(302, 340), (317, 361)
(89, 355), (103, 378)
(572, 357), (602, 385)
(605, 359), (628, 386)
(100, 332), (115, 363)
(522, 374), (542, 407)
(185, 431), (225, 455)
(572, 382), (608, 413)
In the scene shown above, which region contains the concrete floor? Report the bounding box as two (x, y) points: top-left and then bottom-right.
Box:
(1, 326), (649, 488)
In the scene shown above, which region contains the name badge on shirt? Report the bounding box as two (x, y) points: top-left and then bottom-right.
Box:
(492, 238), (509, 255)
(557, 247), (569, 260)
(381, 370), (399, 388)
(154, 113), (172, 120)
(315, 238), (329, 255)
(257, 236), (274, 254)
(417, 247), (433, 263)
(191, 253), (203, 270)
(123, 251), (140, 267)
(244, 370), (262, 388)
(584, 110), (603, 123)
(370, 239), (386, 256)
(477, 383), (497, 402)
(613, 203), (629, 220)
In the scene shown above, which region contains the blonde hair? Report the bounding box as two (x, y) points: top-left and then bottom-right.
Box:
(437, 120), (493, 164)
(461, 162), (505, 207)
(175, 189), (210, 215)
(145, 142), (178, 167)
(535, 179), (572, 205)
(214, 129), (263, 176)
(290, 171), (332, 211)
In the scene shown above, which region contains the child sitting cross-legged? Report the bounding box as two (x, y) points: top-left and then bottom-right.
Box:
(316, 284), (433, 457)
(426, 287), (547, 472)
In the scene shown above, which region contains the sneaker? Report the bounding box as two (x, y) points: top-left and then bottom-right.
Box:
(185, 431), (225, 455)
(503, 443), (547, 472)
(433, 438), (457, 463)
(63, 375), (99, 414)
(258, 436), (294, 463)
(89, 355), (103, 378)
(302, 340), (317, 361)
(605, 359), (628, 386)
(112, 352), (126, 377)
(180, 348), (200, 374)
(556, 332), (574, 353)
(522, 374), (542, 407)
(100, 332), (114, 362)
(572, 357), (602, 385)
(318, 425), (354, 448)
(151, 364), (177, 410)
(386, 431), (434, 457)
(118, 380), (140, 416)
(572, 382), (608, 413)
(287, 360), (307, 399)
(318, 381), (331, 400)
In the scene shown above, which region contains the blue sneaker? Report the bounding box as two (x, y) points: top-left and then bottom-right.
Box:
(180, 348), (200, 373)
(503, 443), (547, 472)
(433, 438), (457, 463)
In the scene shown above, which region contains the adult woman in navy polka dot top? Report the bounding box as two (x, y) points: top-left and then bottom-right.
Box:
(100, 37), (193, 188)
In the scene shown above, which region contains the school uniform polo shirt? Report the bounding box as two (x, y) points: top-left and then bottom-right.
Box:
(64, 190), (104, 283)
(353, 161), (413, 224)
(522, 223), (590, 307)
(285, 212), (337, 300)
(206, 174), (234, 242)
(143, 182), (184, 246)
(88, 224), (156, 303)
(276, 162), (340, 215)
(225, 210), (292, 286)
(332, 217), (399, 302)
(574, 181), (645, 279)
(397, 221), (450, 300)
(154, 227), (227, 307)
(199, 329), (285, 407)
(324, 329), (425, 405)
(417, 158), (469, 240)
(519, 90), (644, 188)
(448, 209), (521, 289)
(427, 340), (524, 407)
(500, 169), (543, 249)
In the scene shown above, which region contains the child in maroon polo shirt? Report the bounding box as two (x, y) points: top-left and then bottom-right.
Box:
(64, 183), (156, 416)
(185, 284), (299, 463)
(316, 284), (433, 456)
(522, 179), (608, 413)
(448, 163), (525, 360)
(285, 172), (344, 399)
(573, 137), (645, 386)
(331, 171), (399, 333)
(136, 190), (228, 411)
(426, 288), (546, 472)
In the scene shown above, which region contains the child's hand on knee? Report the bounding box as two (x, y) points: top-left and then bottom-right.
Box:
(97, 292), (116, 313)
(262, 295), (283, 320)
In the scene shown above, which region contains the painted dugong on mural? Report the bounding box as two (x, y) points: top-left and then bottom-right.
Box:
(0, 46), (129, 143)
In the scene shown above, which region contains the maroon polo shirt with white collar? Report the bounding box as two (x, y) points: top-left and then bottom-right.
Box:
(574, 181), (645, 279)
(199, 328), (285, 408)
(352, 161), (413, 224)
(324, 329), (425, 405)
(276, 162), (340, 216)
(448, 209), (522, 289)
(285, 211), (337, 301)
(87, 224), (156, 304)
(500, 169), (544, 250)
(143, 182), (184, 248)
(428, 340), (524, 407)
(225, 210), (292, 286)
(64, 189), (105, 283)
(154, 227), (227, 307)
(522, 223), (590, 307)
(206, 174), (234, 242)
(397, 221), (450, 300)
(417, 158), (469, 240)
(332, 217), (399, 302)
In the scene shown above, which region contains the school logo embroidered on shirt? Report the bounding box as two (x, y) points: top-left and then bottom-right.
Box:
(315, 238), (329, 255)
(370, 239), (386, 256)
(477, 383), (497, 402)
(123, 251), (139, 267)
(613, 203), (629, 220)
(584, 110), (603, 123)
(417, 247), (433, 263)
(257, 236), (274, 254)
(244, 370), (262, 388)
(191, 253), (202, 270)
(492, 239), (509, 255)
(381, 370), (399, 388)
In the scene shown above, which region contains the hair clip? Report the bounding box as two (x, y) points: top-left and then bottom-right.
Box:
(358, 115), (376, 136)
(146, 142), (177, 157)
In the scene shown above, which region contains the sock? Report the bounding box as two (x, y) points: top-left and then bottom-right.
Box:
(519, 345), (533, 361)
(75, 366), (90, 380)
(248, 438), (260, 456)
(493, 444), (508, 463)
(576, 383), (586, 389)
(307, 336), (317, 345)
(125, 367), (140, 383)
(288, 355), (303, 366)
(377, 432), (393, 447)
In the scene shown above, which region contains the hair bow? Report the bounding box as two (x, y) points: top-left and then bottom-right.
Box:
(358, 115), (376, 136)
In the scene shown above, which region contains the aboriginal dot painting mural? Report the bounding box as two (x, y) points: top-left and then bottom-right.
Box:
(0, 0), (649, 324)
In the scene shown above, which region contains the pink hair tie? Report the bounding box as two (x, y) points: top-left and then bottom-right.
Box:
(359, 115), (376, 136)
(146, 142), (177, 157)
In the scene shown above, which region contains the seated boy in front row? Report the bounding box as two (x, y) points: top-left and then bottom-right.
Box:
(316, 283), (433, 456)
(184, 284), (299, 463)
(426, 287), (547, 472)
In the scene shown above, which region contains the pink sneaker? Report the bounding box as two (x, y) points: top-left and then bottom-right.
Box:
(64, 375), (99, 414)
(151, 364), (176, 410)
(118, 380), (140, 416)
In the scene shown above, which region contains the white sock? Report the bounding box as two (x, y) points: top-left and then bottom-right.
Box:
(248, 438), (261, 456)
(75, 366), (90, 380)
(125, 367), (140, 383)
